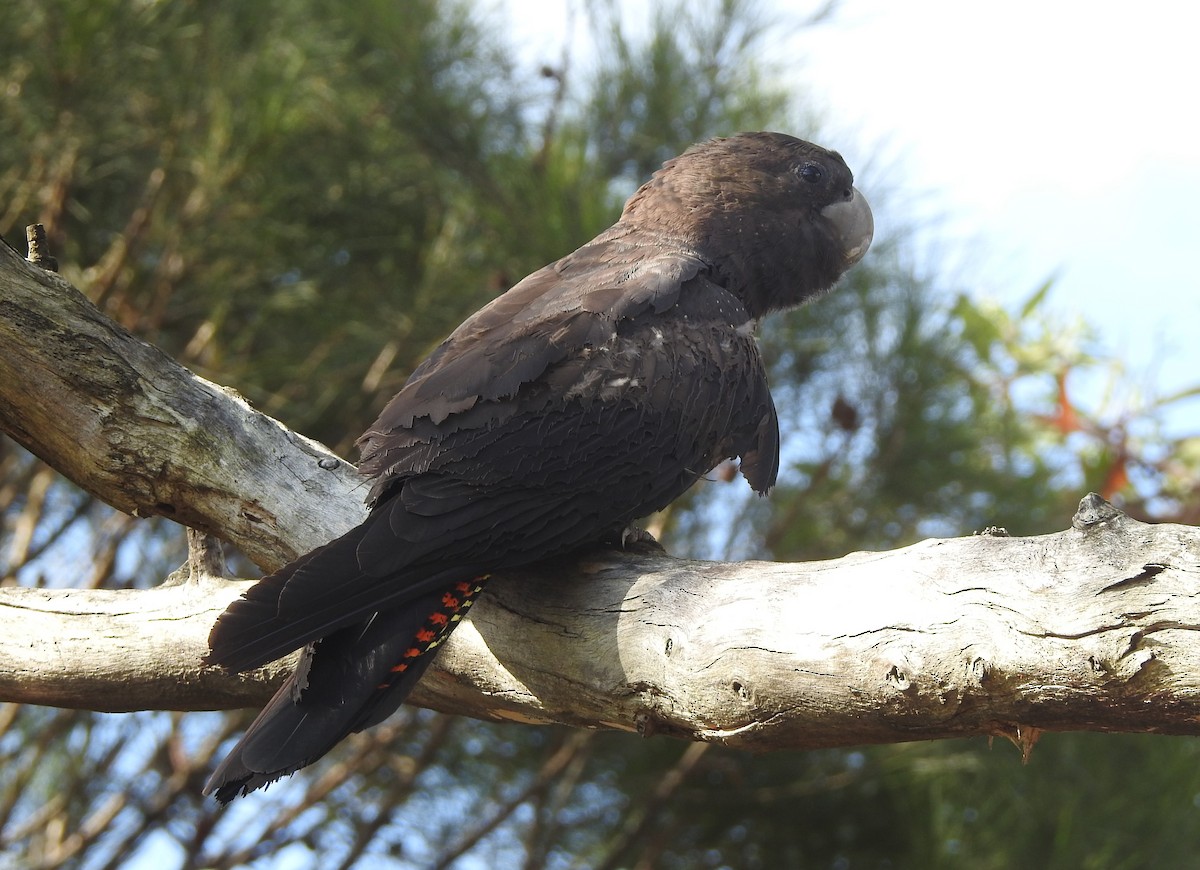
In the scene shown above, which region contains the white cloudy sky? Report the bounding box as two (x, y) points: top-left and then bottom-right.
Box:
(506, 0), (1200, 431)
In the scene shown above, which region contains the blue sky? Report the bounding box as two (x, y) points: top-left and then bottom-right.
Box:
(790, 2), (1200, 412)
(506, 0), (1200, 435)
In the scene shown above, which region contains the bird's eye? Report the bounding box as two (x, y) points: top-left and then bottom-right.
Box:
(796, 163), (825, 183)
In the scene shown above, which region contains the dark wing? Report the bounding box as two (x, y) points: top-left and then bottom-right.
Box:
(362, 225), (708, 436)
(207, 237), (778, 675)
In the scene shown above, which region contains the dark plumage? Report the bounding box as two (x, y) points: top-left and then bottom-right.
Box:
(203, 131), (873, 801)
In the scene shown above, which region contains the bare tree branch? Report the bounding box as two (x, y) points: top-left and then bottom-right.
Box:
(3, 232), (1200, 754)
(0, 234), (363, 570)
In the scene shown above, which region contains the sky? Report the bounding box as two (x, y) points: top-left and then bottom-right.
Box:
(789, 1), (1200, 419)
(504, 0), (1200, 435)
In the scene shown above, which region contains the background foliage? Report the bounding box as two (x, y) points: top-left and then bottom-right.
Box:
(2, 1), (1199, 867)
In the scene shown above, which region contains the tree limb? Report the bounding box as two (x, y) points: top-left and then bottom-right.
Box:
(0, 235), (364, 569)
(3, 234), (1200, 753)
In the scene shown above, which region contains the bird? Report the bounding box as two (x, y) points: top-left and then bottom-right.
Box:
(203, 131), (873, 802)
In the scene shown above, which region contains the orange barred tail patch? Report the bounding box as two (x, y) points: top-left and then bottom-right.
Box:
(381, 575), (490, 683)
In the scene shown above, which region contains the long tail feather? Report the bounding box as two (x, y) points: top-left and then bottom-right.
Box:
(205, 486), (546, 674)
(204, 577), (487, 802)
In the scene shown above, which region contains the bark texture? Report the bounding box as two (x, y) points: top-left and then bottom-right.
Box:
(0, 237), (364, 569)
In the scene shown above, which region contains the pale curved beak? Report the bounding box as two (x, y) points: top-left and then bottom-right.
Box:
(822, 187), (873, 267)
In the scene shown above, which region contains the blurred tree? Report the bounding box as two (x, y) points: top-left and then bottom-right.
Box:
(2, 0), (1200, 868)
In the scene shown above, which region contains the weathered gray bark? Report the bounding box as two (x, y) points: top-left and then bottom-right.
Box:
(0, 236), (364, 569)
(3, 233), (1200, 753)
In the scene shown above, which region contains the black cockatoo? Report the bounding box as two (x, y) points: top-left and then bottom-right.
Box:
(204, 132), (873, 801)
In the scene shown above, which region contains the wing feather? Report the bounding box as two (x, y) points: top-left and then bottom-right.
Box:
(208, 282), (777, 674)
(358, 233), (705, 464)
